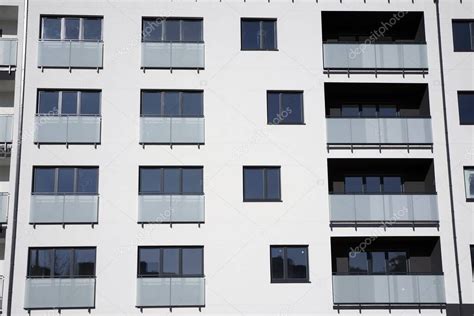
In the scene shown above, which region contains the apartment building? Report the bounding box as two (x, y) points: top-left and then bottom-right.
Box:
(0, 0), (472, 315)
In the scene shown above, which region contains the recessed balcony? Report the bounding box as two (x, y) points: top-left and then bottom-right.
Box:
(0, 6), (18, 72)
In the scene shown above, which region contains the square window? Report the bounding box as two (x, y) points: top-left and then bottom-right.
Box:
(453, 21), (474, 52)
(349, 252), (368, 273)
(344, 176), (363, 193)
(138, 248), (160, 276)
(142, 19), (163, 42)
(141, 91), (161, 116)
(42, 17), (61, 40)
(139, 168), (162, 194)
(80, 92), (101, 115)
(182, 248), (203, 276)
(28, 248), (53, 277)
(464, 168), (474, 200)
(83, 18), (102, 41)
(182, 92), (203, 117)
(267, 92), (304, 124)
(243, 167), (281, 201)
(241, 19), (277, 50)
(74, 248), (96, 276)
(38, 91), (59, 115)
(383, 176), (402, 193)
(458, 92), (474, 125)
(33, 168), (56, 193)
(182, 20), (202, 42)
(387, 251), (408, 273)
(182, 168), (203, 194)
(76, 168), (98, 194)
(270, 246), (308, 283)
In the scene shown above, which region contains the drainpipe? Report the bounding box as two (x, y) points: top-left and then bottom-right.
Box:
(434, 0), (463, 313)
(6, 0), (28, 314)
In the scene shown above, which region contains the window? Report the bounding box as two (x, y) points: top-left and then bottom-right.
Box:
(348, 251), (408, 275)
(339, 104), (399, 118)
(452, 20), (474, 52)
(139, 167), (203, 195)
(243, 167), (281, 201)
(464, 167), (474, 201)
(33, 167), (99, 194)
(37, 90), (101, 115)
(270, 246), (309, 283)
(138, 246), (203, 277)
(343, 176), (402, 194)
(142, 18), (203, 42)
(241, 18), (277, 50)
(458, 92), (474, 125)
(141, 91), (203, 117)
(40, 16), (102, 41)
(28, 247), (96, 278)
(267, 92), (304, 124)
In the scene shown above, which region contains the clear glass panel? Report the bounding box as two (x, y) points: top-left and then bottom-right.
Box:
(387, 252), (408, 273)
(182, 248), (203, 276)
(453, 21), (472, 51)
(261, 20), (276, 50)
(162, 248), (179, 276)
(64, 18), (80, 40)
(341, 105), (360, 117)
(287, 247), (308, 280)
(83, 18), (102, 41)
(241, 20), (260, 50)
(365, 177), (381, 193)
(54, 249), (72, 277)
(266, 168), (281, 200)
(271, 247), (284, 280)
(345, 176), (363, 193)
(182, 92), (203, 117)
(33, 168), (56, 193)
(349, 252), (368, 274)
(458, 92), (474, 125)
(57, 168), (75, 193)
(164, 20), (180, 42)
(80, 92), (101, 115)
(244, 168), (264, 200)
(140, 168), (162, 194)
(182, 20), (202, 42)
(42, 17), (61, 40)
(38, 91), (59, 114)
(61, 91), (78, 115)
(163, 92), (180, 117)
(28, 249), (53, 277)
(139, 248), (160, 276)
(141, 91), (161, 116)
(379, 105), (398, 117)
(76, 168), (98, 194)
(361, 105), (377, 117)
(464, 169), (474, 199)
(370, 252), (386, 274)
(267, 92), (280, 124)
(74, 248), (96, 277)
(383, 176), (402, 193)
(142, 19), (163, 42)
(281, 93), (303, 123)
(163, 168), (180, 194)
(182, 168), (203, 194)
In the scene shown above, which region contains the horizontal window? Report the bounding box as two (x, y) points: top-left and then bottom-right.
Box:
(452, 20), (474, 52)
(464, 168), (474, 201)
(139, 167), (203, 195)
(28, 247), (96, 278)
(267, 91), (304, 124)
(271, 246), (309, 283)
(348, 251), (408, 275)
(138, 246), (203, 277)
(241, 18), (277, 50)
(458, 91), (474, 125)
(33, 167), (99, 194)
(142, 18), (203, 42)
(334, 104), (400, 118)
(41, 16), (102, 41)
(243, 167), (281, 201)
(141, 91), (203, 117)
(37, 90), (101, 115)
(344, 176), (403, 194)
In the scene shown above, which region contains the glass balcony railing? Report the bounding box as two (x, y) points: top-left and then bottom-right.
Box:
(139, 117), (204, 145)
(326, 118), (433, 147)
(0, 38), (17, 67)
(30, 194), (99, 225)
(332, 274), (445, 306)
(38, 40), (103, 68)
(24, 277), (96, 310)
(141, 42), (205, 69)
(323, 43), (428, 71)
(0, 193), (9, 224)
(34, 115), (101, 144)
(138, 195), (204, 224)
(0, 115), (13, 144)
(329, 194), (438, 226)
(136, 277), (205, 308)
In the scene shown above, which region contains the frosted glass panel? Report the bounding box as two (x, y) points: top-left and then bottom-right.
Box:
(30, 195), (99, 224)
(0, 38), (17, 66)
(35, 116), (101, 144)
(138, 195), (204, 223)
(137, 277), (205, 307)
(141, 42), (204, 68)
(38, 40), (103, 68)
(140, 117), (204, 144)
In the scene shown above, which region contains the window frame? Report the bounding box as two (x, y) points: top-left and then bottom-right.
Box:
(36, 89), (102, 116)
(138, 166), (204, 195)
(336, 103), (401, 118)
(266, 91), (305, 125)
(243, 166), (282, 202)
(137, 246), (204, 278)
(32, 166), (99, 195)
(452, 19), (474, 52)
(40, 15), (103, 41)
(270, 245), (309, 283)
(458, 91), (474, 125)
(140, 90), (204, 118)
(241, 18), (278, 51)
(141, 17), (204, 43)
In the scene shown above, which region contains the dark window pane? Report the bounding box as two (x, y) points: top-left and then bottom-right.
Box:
(140, 168), (162, 194)
(182, 248), (203, 276)
(74, 248), (96, 276)
(244, 168), (264, 200)
(370, 252), (386, 274)
(163, 92), (180, 117)
(141, 92), (161, 116)
(54, 249), (72, 277)
(271, 247), (284, 280)
(38, 91), (59, 114)
(163, 168), (180, 194)
(182, 20), (202, 42)
(139, 248), (160, 276)
(349, 252), (368, 274)
(83, 18), (102, 41)
(379, 105), (398, 117)
(286, 247), (308, 280)
(383, 176), (402, 193)
(459, 92), (474, 125)
(33, 168), (56, 193)
(76, 168), (98, 194)
(341, 105), (359, 117)
(266, 168), (281, 200)
(142, 19), (163, 42)
(241, 20), (260, 50)
(387, 252), (408, 274)
(365, 177), (381, 193)
(61, 92), (78, 115)
(182, 92), (203, 117)
(64, 18), (80, 40)
(361, 105), (377, 117)
(281, 93), (303, 123)
(162, 248), (179, 276)
(261, 20), (276, 49)
(29, 249), (52, 277)
(164, 20), (180, 42)
(42, 17), (61, 40)
(57, 168), (74, 193)
(267, 92), (280, 124)
(345, 176), (363, 193)
(453, 21), (473, 51)
(182, 168), (203, 194)
(80, 92), (100, 115)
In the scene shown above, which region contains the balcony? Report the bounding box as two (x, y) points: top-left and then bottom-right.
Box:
(24, 277), (96, 310)
(141, 42), (205, 70)
(0, 193), (8, 224)
(136, 277), (205, 308)
(139, 117), (205, 146)
(0, 38), (17, 69)
(138, 195), (204, 224)
(38, 40), (103, 69)
(30, 194), (99, 225)
(34, 115), (101, 145)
